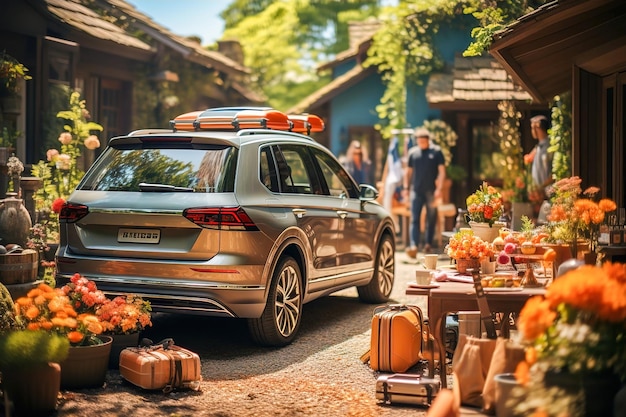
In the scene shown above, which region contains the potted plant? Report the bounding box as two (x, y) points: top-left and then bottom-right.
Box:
(97, 294), (153, 367)
(541, 176), (616, 263)
(465, 182), (505, 242)
(514, 262), (626, 416)
(445, 229), (495, 273)
(0, 282), (69, 416)
(13, 281), (112, 389)
(62, 273), (152, 368)
(0, 51), (31, 96)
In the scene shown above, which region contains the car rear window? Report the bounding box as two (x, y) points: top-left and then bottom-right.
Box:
(77, 146), (237, 192)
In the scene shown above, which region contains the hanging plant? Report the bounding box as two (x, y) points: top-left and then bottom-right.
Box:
(0, 50), (31, 95)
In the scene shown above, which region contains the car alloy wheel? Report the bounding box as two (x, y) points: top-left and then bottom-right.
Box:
(248, 256), (302, 346)
(357, 234), (395, 303)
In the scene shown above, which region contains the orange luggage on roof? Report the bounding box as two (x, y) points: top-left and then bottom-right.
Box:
(233, 109), (292, 130)
(288, 114), (325, 134)
(169, 107), (323, 133)
(170, 110), (203, 131)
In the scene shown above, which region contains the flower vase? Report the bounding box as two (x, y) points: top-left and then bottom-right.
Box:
(60, 336), (112, 389)
(456, 258), (480, 274)
(543, 369), (621, 417)
(2, 362), (61, 417)
(469, 221), (503, 243)
(108, 332), (140, 369)
(540, 243), (574, 275)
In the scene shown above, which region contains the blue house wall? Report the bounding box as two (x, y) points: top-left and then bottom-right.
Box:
(327, 18), (473, 157)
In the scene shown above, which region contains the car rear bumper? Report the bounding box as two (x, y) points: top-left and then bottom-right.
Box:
(55, 257), (268, 318)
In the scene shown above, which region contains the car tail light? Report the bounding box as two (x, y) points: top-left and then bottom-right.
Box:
(183, 207), (259, 231)
(59, 203), (89, 223)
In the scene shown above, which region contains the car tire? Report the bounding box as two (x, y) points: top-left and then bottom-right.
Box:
(248, 256), (303, 346)
(357, 234), (394, 303)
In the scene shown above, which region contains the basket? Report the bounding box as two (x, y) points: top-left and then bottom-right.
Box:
(455, 258), (480, 274)
(0, 250), (39, 285)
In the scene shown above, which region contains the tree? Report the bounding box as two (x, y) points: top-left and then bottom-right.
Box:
(217, 0), (382, 110)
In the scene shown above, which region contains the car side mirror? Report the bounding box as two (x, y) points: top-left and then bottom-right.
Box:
(359, 183), (379, 201)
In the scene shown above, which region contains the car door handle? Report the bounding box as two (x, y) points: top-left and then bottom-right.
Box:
(292, 208), (306, 218)
(337, 210), (348, 219)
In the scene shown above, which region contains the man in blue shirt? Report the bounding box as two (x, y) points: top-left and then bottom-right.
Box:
(402, 128), (446, 257)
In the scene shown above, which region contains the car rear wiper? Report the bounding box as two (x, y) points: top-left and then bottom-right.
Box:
(138, 182), (195, 192)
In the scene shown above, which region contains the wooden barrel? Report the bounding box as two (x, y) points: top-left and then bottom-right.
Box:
(0, 250), (39, 285)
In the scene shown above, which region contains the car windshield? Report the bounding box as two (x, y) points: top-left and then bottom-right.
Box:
(77, 145), (238, 192)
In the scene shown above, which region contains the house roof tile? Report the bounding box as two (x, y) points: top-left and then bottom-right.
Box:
(46, 0), (151, 51)
(427, 54), (532, 104)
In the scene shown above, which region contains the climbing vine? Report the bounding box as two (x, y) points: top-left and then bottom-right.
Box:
(365, 1), (462, 138)
(549, 91), (572, 181)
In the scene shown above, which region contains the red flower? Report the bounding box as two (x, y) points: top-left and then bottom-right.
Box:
(51, 198), (65, 213)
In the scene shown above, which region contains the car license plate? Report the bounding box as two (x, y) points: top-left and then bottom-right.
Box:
(117, 228), (161, 244)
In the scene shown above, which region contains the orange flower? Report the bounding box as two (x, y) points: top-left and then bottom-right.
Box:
(25, 305), (40, 320)
(51, 197), (66, 214)
(67, 331), (84, 344)
(599, 198), (617, 213)
(514, 360), (530, 386)
(518, 296), (555, 341)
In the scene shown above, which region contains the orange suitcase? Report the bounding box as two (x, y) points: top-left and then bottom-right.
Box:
(369, 304), (426, 373)
(119, 342), (202, 392)
(288, 114), (325, 134)
(170, 110), (203, 131)
(233, 109), (291, 130)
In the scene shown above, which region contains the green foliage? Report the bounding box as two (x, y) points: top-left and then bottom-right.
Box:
(366, 1), (461, 137)
(520, 215), (534, 239)
(446, 164), (467, 182)
(496, 100), (527, 202)
(0, 282), (22, 334)
(222, 2), (303, 104)
(549, 92), (572, 181)
(219, 0), (382, 109)
(31, 91), (103, 243)
(0, 126), (19, 148)
(463, 1), (546, 57)
(422, 119), (458, 166)
(0, 330), (69, 369)
(0, 50), (31, 94)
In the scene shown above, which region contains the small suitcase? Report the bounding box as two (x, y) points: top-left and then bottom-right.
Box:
(369, 304), (426, 373)
(376, 373), (441, 406)
(119, 341), (202, 392)
(169, 110), (203, 131)
(288, 114), (325, 134)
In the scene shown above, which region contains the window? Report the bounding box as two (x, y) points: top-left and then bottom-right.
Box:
(311, 147), (359, 199)
(78, 146), (237, 193)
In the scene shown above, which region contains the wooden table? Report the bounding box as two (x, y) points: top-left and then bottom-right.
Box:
(406, 281), (545, 388)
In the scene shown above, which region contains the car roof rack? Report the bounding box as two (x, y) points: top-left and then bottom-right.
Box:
(169, 107), (324, 135)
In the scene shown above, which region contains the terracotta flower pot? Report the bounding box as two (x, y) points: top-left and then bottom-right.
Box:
(60, 336), (112, 389)
(469, 221), (503, 243)
(2, 362), (61, 416)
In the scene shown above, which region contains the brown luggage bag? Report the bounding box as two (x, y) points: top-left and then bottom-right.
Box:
(369, 304), (426, 373)
(119, 342), (202, 392)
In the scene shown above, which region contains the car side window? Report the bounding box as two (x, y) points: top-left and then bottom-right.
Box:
(311, 148), (359, 199)
(271, 144), (322, 195)
(260, 147), (280, 192)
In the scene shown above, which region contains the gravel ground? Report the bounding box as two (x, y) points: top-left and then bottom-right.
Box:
(5, 249), (452, 417)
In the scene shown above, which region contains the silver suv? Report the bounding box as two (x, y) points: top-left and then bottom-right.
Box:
(56, 108), (395, 346)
